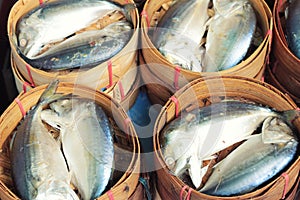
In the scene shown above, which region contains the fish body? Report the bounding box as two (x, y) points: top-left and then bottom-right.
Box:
(41, 98), (114, 200)
(17, 0), (124, 58)
(10, 80), (79, 200)
(151, 0), (210, 71)
(200, 125), (298, 196)
(22, 20), (133, 70)
(162, 101), (299, 188)
(286, 0), (300, 59)
(203, 0), (256, 72)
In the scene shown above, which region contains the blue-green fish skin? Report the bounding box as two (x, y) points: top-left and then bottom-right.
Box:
(151, 0), (210, 72)
(10, 80), (79, 200)
(286, 0), (300, 59)
(203, 0), (257, 72)
(162, 101), (300, 189)
(21, 21), (132, 71)
(199, 132), (298, 196)
(41, 98), (114, 200)
(16, 0), (126, 59)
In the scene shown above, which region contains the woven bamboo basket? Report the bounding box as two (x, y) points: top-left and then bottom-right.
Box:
(153, 76), (300, 200)
(0, 82), (140, 200)
(8, 0), (139, 92)
(267, 0), (300, 101)
(140, 0), (272, 95)
(11, 53), (141, 110)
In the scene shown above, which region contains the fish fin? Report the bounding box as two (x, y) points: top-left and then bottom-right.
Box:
(188, 155), (203, 188)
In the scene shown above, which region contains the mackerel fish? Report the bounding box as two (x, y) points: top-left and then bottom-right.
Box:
(10, 80), (79, 200)
(286, 0), (300, 59)
(21, 20), (133, 70)
(200, 117), (298, 196)
(202, 0), (257, 72)
(16, 0), (132, 59)
(161, 101), (299, 189)
(151, 0), (210, 72)
(41, 98), (114, 200)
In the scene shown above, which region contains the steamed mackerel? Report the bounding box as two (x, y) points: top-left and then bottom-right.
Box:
(151, 0), (210, 71)
(22, 20), (133, 70)
(203, 0), (256, 72)
(162, 101), (299, 188)
(41, 98), (114, 200)
(200, 118), (298, 196)
(10, 80), (79, 200)
(16, 0), (126, 58)
(286, 0), (300, 59)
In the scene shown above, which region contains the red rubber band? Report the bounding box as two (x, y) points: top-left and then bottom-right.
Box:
(124, 0), (129, 3)
(170, 96), (179, 118)
(141, 10), (150, 28)
(186, 188), (193, 200)
(180, 185), (188, 200)
(118, 81), (125, 101)
(281, 173), (289, 199)
(25, 64), (35, 87)
(39, 0), (43, 5)
(15, 98), (26, 117)
(261, 76), (265, 83)
(174, 66), (181, 91)
(106, 190), (114, 200)
(296, 108), (300, 111)
(107, 60), (113, 88)
(22, 82), (31, 93)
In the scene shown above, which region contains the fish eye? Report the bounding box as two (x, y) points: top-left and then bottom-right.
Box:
(19, 38), (27, 47)
(165, 156), (175, 169)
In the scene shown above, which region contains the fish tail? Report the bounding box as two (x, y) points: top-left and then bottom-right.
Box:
(123, 3), (136, 22)
(281, 109), (300, 128)
(38, 80), (68, 105)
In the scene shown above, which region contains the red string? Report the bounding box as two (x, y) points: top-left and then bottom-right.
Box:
(118, 81), (125, 101)
(25, 64), (35, 87)
(39, 0), (43, 5)
(107, 60), (113, 88)
(170, 96), (179, 118)
(15, 98), (26, 118)
(174, 66), (181, 91)
(261, 76), (265, 83)
(186, 188), (193, 200)
(296, 108), (300, 111)
(281, 172), (289, 199)
(106, 190), (114, 200)
(22, 82), (31, 93)
(124, 0), (129, 3)
(141, 10), (150, 28)
(180, 185), (188, 200)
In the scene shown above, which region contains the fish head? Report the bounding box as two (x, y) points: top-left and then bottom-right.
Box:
(34, 180), (79, 200)
(17, 27), (40, 58)
(162, 123), (199, 176)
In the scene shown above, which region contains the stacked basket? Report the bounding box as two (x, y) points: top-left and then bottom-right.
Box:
(266, 0), (300, 106)
(140, 0), (273, 105)
(8, 0), (140, 106)
(0, 82), (141, 200)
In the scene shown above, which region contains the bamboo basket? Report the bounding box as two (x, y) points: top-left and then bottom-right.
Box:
(140, 0), (273, 96)
(0, 82), (140, 200)
(153, 76), (300, 200)
(11, 53), (141, 110)
(267, 0), (300, 102)
(8, 0), (139, 92)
